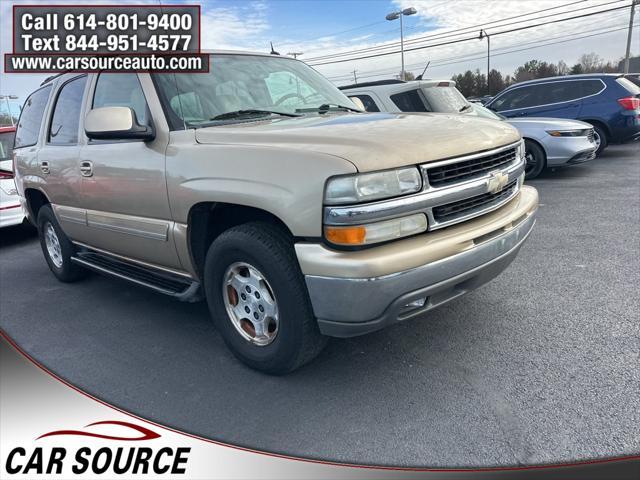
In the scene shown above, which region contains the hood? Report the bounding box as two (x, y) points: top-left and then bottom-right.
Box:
(195, 112), (520, 172)
(507, 117), (593, 129)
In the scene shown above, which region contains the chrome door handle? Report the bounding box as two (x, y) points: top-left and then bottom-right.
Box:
(40, 161), (50, 174)
(80, 161), (93, 177)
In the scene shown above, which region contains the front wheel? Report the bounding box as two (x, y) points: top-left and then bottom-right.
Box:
(524, 139), (546, 180)
(203, 222), (327, 375)
(590, 124), (608, 156)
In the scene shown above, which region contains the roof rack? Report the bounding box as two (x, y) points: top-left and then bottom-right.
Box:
(338, 79), (406, 90)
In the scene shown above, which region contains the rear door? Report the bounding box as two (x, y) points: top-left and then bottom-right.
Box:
(77, 73), (181, 269)
(38, 75), (89, 239)
(520, 79), (591, 119)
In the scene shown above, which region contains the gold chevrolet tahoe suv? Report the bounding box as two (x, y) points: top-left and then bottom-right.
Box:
(14, 51), (538, 374)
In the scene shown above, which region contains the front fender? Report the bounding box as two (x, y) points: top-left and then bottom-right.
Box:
(166, 143), (357, 237)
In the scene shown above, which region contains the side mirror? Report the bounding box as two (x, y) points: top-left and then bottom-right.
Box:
(85, 107), (155, 141)
(348, 96), (366, 111)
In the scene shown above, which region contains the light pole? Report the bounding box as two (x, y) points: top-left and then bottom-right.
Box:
(623, 0), (638, 74)
(0, 95), (19, 126)
(287, 52), (303, 59)
(386, 7), (417, 81)
(479, 29), (490, 95)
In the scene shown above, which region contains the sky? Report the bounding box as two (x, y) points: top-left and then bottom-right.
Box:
(0, 0), (638, 105)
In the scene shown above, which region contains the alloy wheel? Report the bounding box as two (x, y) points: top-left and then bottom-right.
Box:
(222, 262), (279, 346)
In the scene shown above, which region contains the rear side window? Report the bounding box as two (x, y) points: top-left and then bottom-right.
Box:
(350, 94), (380, 112)
(49, 76), (87, 145)
(390, 89), (428, 112)
(580, 80), (606, 97)
(14, 85), (51, 149)
(93, 73), (148, 125)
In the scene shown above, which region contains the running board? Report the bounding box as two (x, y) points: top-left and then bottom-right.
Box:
(71, 252), (202, 302)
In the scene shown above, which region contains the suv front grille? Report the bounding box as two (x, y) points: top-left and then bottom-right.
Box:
(433, 180), (518, 222)
(427, 146), (517, 188)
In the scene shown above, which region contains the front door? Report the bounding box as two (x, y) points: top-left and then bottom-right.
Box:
(77, 73), (181, 270)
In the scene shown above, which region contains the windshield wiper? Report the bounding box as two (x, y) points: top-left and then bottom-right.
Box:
(210, 109), (301, 121)
(459, 104), (473, 112)
(297, 103), (361, 114)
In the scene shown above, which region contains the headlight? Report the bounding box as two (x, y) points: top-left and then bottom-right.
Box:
(546, 129), (589, 137)
(324, 213), (428, 246)
(324, 167), (422, 205)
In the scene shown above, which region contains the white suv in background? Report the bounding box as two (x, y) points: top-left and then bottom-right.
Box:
(0, 126), (25, 228)
(342, 79), (596, 179)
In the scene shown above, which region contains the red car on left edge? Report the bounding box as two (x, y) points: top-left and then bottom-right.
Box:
(0, 125), (26, 228)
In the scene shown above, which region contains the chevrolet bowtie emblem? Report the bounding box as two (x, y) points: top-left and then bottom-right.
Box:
(486, 171), (509, 194)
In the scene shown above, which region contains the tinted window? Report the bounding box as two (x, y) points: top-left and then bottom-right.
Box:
(390, 89), (428, 112)
(49, 76), (87, 145)
(93, 74), (148, 125)
(537, 82), (581, 104)
(351, 94), (380, 112)
(490, 85), (538, 111)
(15, 86), (51, 148)
(0, 132), (15, 160)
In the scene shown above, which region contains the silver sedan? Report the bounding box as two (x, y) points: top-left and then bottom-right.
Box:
(472, 104), (597, 179)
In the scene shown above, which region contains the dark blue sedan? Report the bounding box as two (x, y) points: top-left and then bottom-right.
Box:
(486, 74), (640, 156)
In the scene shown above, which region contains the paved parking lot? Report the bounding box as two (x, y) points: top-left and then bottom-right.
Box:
(1, 143), (638, 467)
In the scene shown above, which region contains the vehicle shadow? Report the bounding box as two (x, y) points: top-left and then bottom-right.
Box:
(0, 223), (37, 249)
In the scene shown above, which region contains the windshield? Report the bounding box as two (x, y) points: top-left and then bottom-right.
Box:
(153, 54), (355, 127)
(0, 132), (15, 161)
(421, 85), (469, 113)
(471, 104), (506, 121)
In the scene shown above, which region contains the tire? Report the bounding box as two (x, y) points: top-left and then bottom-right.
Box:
(37, 205), (87, 282)
(203, 222), (327, 375)
(524, 139), (546, 180)
(590, 124), (608, 156)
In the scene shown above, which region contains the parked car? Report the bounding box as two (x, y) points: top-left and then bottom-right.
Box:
(341, 79), (596, 179)
(467, 95), (493, 105)
(485, 74), (640, 156)
(0, 125), (26, 228)
(14, 51), (537, 374)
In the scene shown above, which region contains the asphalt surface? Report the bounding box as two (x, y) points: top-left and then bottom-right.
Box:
(1, 143), (638, 467)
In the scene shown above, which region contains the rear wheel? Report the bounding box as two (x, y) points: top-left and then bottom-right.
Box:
(203, 222), (327, 374)
(37, 205), (87, 282)
(524, 139), (546, 180)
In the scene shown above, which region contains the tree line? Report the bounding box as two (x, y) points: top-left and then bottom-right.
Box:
(450, 52), (633, 98)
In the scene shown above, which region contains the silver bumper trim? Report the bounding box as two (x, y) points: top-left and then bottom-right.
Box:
(306, 211), (535, 337)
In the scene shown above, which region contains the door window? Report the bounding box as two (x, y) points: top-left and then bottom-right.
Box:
(537, 81), (582, 105)
(93, 73), (149, 125)
(350, 94), (380, 112)
(48, 76), (87, 145)
(490, 86), (539, 111)
(390, 89), (428, 112)
(14, 86), (51, 148)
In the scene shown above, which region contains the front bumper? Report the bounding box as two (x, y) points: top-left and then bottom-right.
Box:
(297, 186), (538, 337)
(545, 136), (596, 167)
